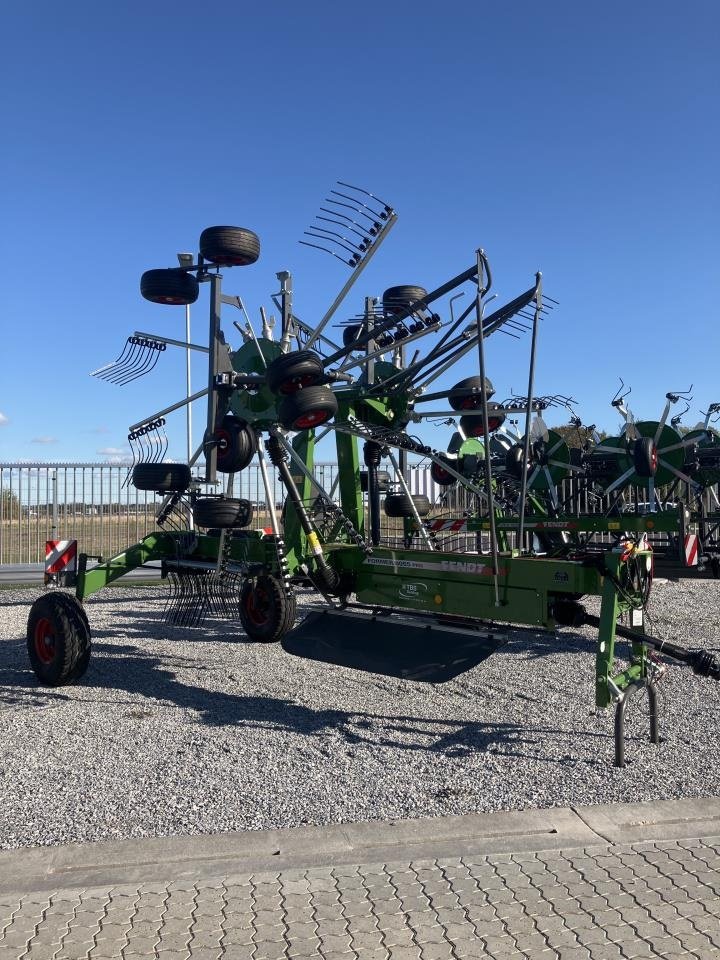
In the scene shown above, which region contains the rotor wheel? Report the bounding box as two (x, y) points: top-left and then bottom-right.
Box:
(632, 436), (658, 478)
(239, 574), (297, 643)
(430, 455), (457, 486)
(132, 463), (191, 492)
(384, 492), (431, 518)
(265, 350), (324, 395)
(199, 226), (260, 266)
(626, 421), (684, 488)
(360, 469), (392, 492)
(193, 497), (253, 529)
(207, 415), (257, 473)
(448, 375), (496, 410)
(382, 285), (427, 315)
(460, 403), (505, 437)
(277, 386), (338, 431)
(140, 269), (199, 306)
(27, 592), (92, 686)
(342, 323), (364, 348)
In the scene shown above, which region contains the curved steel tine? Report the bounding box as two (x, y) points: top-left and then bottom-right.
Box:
(324, 197), (380, 228)
(115, 343), (155, 385)
(305, 229), (365, 257)
(105, 339), (145, 383)
(116, 341), (164, 385)
(319, 206), (377, 237)
(90, 337), (135, 379)
(298, 239), (355, 266)
(330, 188), (389, 220)
(336, 180), (392, 211)
(316, 214), (371, 241)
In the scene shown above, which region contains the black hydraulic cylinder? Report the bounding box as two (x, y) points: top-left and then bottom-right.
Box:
(364, 441), (382, 547)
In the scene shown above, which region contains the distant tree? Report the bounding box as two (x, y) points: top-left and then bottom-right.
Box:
(1, 488), (20, 517)
(548, 424), (608, 449)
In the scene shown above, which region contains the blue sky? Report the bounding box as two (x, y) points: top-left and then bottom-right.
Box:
(1, 1), (717, 464)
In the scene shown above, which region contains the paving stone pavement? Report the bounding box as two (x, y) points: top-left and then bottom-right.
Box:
(2, 834), (720, 960)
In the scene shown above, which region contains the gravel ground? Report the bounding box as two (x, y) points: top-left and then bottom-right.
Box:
(1, 578), (719, 850)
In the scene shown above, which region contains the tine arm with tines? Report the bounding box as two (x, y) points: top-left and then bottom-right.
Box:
(90, 337), (135, 379)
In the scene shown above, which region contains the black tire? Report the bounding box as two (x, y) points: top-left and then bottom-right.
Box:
(448, 375), (496, 410)
(460, 404), (505, 437)
(384, 492), (431, 518)
(27, 592), (91, 686)
(342, 323), (364, 348)
(239, 574), (297, 642)
(360, 469), (391, 492)
(207, 416), (256, 473)
(132, 463), (191, 492)
(430, 456), (457, 486)
(199, 226), (260, 267)
(140, 269), (199, 305)
(50, 592), (91, 681)
(633, 436), (658, 477)
(265, 350), (324, 395)
(278, 386), (338, 431)
(382, 285), (427, 315)
(193, 498), (253, 529)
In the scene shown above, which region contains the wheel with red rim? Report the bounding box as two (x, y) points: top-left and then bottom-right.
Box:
(265, 351), (324, 395)
(199, 226), (260, 266)
(430, 455), (457, 486)
(140, 269), (199, 305)
(633, 436), (658, 477)
(460, 403), (505, 437)
(448, 375), (496, 410)
(239, 574), (297, 643)
(27, 592), (91, 686)
(278, 386), (338, 431)
(206, 415), (256, 473)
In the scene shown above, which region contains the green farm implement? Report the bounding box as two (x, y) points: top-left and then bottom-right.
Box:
(27, 183), (720, 766)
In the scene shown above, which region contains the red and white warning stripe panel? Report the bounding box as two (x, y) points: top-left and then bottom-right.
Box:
(428, 518), (468, 533)
(684, 534), (699, 567)
(45, 539), (78, 576)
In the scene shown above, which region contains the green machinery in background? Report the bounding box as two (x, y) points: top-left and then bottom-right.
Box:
(27, 183), (720, 766)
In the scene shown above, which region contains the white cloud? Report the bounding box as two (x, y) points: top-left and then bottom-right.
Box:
(0, 412), (8, 426)
(98, 447), (129, 457)
(31, 436), (57, 444)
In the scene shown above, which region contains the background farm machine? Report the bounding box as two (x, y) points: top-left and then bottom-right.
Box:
(27, 184), (720, 766)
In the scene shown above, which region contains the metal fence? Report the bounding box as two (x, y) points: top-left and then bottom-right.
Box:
(1, 462), (716, 566)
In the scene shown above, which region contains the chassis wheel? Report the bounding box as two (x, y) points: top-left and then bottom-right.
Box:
(132, 463), (191, 492)
(505, 444), (526, 478)
(384, 492), (431, 518)
(239, 575), (297, 642)
(140, 269), (199, 305)
(206, 415), (256, 473)
(343, 323), (364, 348)
(360, 469), (391, 492)
(27, 592), (91, 686)
(633, 436), (658, 477)
(193, 497), (253, 529)
(382, 285), (427, 315)
(199, 226), (260, 266)
(278, 386), (338, 431)
(448, 375), (496, 410)
(265, 350), (324, 395)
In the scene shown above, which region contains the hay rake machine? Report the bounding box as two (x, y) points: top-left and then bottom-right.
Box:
(27, 183), (719, 766)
